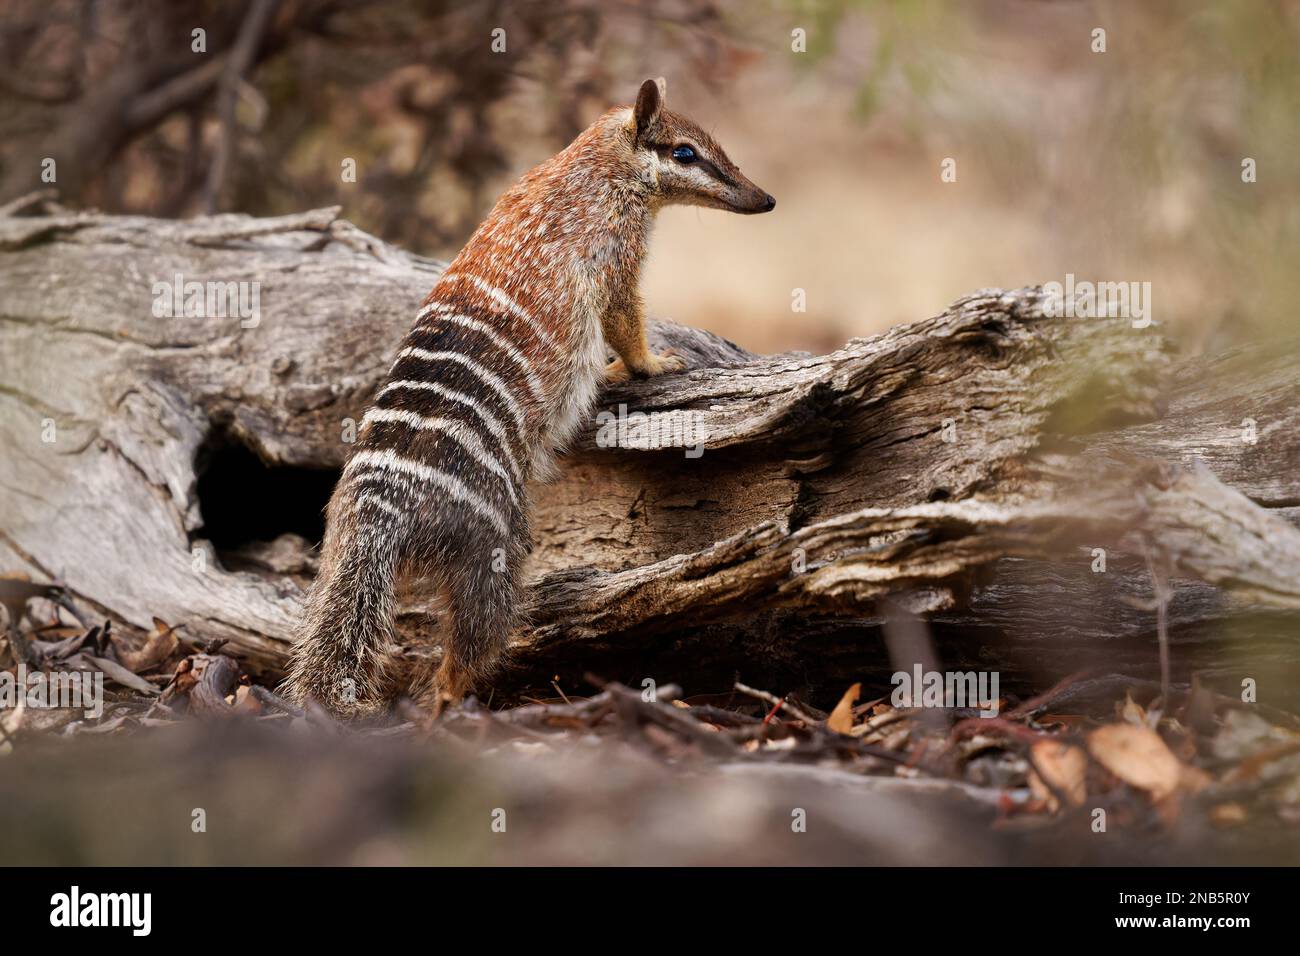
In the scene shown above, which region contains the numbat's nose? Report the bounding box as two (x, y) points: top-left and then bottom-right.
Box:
(762, 194), (776, 211)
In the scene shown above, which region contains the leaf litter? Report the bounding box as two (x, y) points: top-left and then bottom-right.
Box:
(3, 590), (1300, 843)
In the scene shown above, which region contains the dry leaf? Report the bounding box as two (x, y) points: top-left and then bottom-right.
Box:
(232, 685), (263, 715)
(162, 658), (198, 703)
(1209, 802), (1247, 827)
(1214, 710), (1300, 788)
(1119, 691), (1147, 726)
(1028, 739), (1088, 811)
(826, 682), (861, 735)
(1088, 723), (1209, 801)
(33, 626), (81, 641)
(115, 619), (180, 673)
(83, 654), (161, 695)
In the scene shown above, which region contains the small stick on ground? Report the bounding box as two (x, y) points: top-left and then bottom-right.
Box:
(249, 684), (304, 717)
(1002, 669), (1101, 720)
(734, 681), (820, 725)
(1144, 543), (1174, 707)
(550, 679), (573, 706)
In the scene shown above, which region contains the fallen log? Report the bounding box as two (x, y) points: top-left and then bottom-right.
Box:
(2, 202), (1297, 705)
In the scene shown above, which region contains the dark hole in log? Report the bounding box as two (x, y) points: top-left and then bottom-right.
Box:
(194, 427), (338, 560)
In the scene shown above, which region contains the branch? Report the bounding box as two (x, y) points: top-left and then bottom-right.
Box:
(201, 0), (281, 213)
(1, 208), (1296, 702)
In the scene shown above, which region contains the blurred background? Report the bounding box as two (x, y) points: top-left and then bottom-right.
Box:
(1, 0), (1296, 354)
(3, 2), (1298, 868)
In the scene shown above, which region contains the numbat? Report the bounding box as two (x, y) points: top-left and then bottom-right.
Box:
(285, 78), (774, 716)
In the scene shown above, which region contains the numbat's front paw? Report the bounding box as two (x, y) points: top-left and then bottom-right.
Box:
(605, 349), (686, 383)
(644, 349), (687, 376)
(603, 357), (632, 384)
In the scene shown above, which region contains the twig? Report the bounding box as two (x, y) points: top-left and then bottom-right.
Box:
(851, 707), (909, 738)
(201, 0), (280, 213)
(0, 189), (60, 217)
(249, 684), (303, 717)
(186, 206), (341, 245)
(550, 679), (573, 706)
(950, 716), (1052, 744)
(606, 682), (739, 757)
(677, 704), (759, 728)
(1001, 668), (1101, 720)
(490, 691), (613, 729)
(1144, 542), (1174, 706)
(733, 681), (819, 725)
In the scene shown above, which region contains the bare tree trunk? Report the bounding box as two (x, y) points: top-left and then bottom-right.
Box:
(2, 203), (1297, 702)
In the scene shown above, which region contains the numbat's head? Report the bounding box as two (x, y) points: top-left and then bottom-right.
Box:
(621, 77), (775, 215)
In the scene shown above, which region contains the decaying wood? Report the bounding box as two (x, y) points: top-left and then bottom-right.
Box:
(187, 654), (242, 717)
(1, 205), (1297, 702)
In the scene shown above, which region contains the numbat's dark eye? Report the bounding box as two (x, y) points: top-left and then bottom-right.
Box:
(671, 145), (697, 163)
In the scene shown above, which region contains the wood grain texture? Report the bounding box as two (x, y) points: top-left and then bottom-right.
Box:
(2, 206), (1296, 701)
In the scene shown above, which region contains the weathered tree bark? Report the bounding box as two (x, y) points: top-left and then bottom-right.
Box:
(2, 203), (1297, 704)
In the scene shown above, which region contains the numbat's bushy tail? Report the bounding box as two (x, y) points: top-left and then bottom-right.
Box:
(284, 77), (774, 716)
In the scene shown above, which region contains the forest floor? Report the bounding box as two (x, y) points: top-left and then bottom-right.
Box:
(3, 613), (1300, 865)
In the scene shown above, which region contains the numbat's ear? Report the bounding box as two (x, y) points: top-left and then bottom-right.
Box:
(633, 77), (664, 134)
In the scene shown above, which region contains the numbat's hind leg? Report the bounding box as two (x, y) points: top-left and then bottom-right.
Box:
(409, 545), (523, 709)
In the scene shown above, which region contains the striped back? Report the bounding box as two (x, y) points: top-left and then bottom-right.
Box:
(340, 276), (557, 546)
(337, 109), (660, 548)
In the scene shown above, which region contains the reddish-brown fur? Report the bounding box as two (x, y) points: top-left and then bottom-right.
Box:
(284, 79), (772, 716)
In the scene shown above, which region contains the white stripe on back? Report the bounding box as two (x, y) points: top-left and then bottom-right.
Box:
(437, 272), (560, 352)
(376, 379), (522, 482)
(415, 304), (547, 406)
(345, 449), (510, 538)
(395, 347), (529, 434)
(362, 408), (518, 503)
(353, 492), (404, 521)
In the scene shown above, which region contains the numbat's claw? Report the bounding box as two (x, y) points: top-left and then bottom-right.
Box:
(605, 350), (686, 383)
